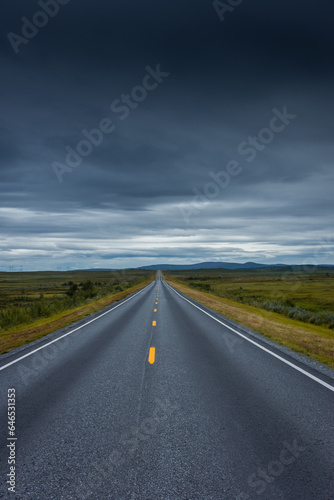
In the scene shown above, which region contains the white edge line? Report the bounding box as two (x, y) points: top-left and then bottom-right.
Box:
(0, 282), (154, 372)
(165, 282), (334, 393)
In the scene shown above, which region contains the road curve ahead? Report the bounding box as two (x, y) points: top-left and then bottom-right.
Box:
(0, 271), (333, 499)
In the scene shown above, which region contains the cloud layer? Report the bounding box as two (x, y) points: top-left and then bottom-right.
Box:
(1, 0), (333, 269)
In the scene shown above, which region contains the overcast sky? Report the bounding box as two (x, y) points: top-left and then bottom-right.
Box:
(1, 0), (333, 270)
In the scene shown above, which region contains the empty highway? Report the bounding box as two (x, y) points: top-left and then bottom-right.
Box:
(0, 272), (333, 499)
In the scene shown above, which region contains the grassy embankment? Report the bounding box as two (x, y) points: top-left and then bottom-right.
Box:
(164, 267), (334, 368)
(0, 270), (155, 354)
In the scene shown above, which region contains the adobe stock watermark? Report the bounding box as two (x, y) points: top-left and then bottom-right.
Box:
(213, 0), (244, 22)
(180, 106), (297, 224)
(52, 64), (170, 183)
(165, 281), (241, 354)
(75, 398), (179, 499)
(275, 237), (334, 297)
(254, 236), (334, 331)
(7, 0), (71, 55)
(236, 439), (309, 499)
(16, 334), (70, 386)
(15, 268), (132, 384)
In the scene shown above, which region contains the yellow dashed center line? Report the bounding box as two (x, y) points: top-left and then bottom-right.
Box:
(152, 320), (156, 326)
(154, 308), (157, 312)
(148, 347), (155, 364)
(155, 301), (158, 304)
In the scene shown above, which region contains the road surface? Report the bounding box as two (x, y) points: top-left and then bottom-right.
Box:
(0, 272), (333, 499)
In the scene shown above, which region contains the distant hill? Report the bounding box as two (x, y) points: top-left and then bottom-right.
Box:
(84, 262), (334, 272)
(138, 261), (285, 271)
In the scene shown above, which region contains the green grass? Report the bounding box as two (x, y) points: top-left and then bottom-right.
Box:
(165, 267), (334, 329)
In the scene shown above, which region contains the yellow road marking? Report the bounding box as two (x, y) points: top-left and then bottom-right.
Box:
(152, 320), (156, 326)
(154, 308), (157, 312)
(155, 301), (158, 304)
(148, 347), (155, 364)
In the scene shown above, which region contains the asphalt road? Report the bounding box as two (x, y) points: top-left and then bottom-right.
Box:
(0, 272), (333, 499)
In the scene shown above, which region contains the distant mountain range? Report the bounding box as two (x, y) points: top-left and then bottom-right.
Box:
(88, 261), (334, 272)
(138, 261), (334, 271)
(138, 261), (286, 270)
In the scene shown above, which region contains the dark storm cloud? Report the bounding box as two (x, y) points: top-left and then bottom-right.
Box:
(0, 0), (333, 269)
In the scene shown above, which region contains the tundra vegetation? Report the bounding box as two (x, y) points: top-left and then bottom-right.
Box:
(0, 269), (154, 354)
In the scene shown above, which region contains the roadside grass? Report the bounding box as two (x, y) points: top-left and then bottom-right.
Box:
(165, 277), (334, 369)
(164, 268), (334, 328)
(0, 269), (154, 332)
(0, 276), (154, 355)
